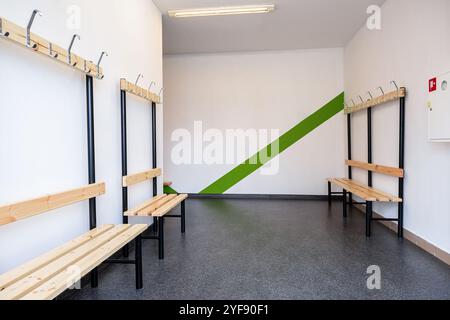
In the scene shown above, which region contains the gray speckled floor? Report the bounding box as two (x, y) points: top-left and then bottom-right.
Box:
(66, 199), (450, 300)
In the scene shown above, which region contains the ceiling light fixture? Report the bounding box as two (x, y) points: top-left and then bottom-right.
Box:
(168, 5), (275, 18)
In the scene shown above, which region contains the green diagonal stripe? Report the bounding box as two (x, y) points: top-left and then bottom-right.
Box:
(200, 92), (344, 194)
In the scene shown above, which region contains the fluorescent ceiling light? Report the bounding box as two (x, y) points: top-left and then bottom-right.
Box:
(168, 5), (275, 18)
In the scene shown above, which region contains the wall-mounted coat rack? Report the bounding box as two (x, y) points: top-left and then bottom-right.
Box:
(120, 78), (161, 103)
(0, 11), (105, 79)
(328, 82), (406, 238)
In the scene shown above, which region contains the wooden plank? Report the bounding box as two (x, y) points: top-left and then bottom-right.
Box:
(342, 179), (402, 202)
(0, 225), (133, 300)
(0, 225), (114, 290)
(328, 178), (376, 201)
(123, 169), (162, 187)
(344, 87), (406, 114)
(124, 194), (167, 216)
(128, 194), (178, 217)
(120, 78), (161, 104)
(0, 17), (103, 79)
(329, 178), (402, 203)
(336, 178), (390, 202)
(346, 160), (404, 178)
(21, 224), (148, 300)
(152, 194), (188, 217)
(0, 183), (106, 226)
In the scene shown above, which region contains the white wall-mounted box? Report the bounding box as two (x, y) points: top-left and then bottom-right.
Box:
(428, 72), (450, 142)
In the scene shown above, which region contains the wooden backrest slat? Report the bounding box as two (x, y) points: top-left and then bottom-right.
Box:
(123, 168), (162, 187)
(0, 183), (106, 227)
(346, 160), (404, 178)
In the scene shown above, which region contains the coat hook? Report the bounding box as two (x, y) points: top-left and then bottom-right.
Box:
(26, 9), (43, 48)
(159, 87), (164, 96)
(49, 43), (58, 58)
(367, 91), (373, 100)
(351, 99), (356, 107)
(148, 81), (156, 91)
(358, 95), (364, 103)
(135, 74), (144, 86)
(68, 34), (80, 66)
(0, 18), (10, 37)
(83, 60), (91, 73)
(96, 51), (108, 76)
(391, 80), (399, 91)
(378, 86), (385, 95)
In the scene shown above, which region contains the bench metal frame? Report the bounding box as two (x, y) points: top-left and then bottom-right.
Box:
(120, 80), (186, 260)
(328, 89), (406, 238)
(86, 76), (144, 289)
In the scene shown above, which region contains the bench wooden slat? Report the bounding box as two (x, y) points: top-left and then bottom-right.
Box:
(346, 160), (404, 178)
(0, 224), (114, 291)
(328, 178), (402, 203)
(124, 194), (167, 216)
(0, 183), (106, 227)
(343, 179), (402, 202)
(138, 194), (178, 216)
(123, 169), (162, 187)
(328, 178), (376, 201)
(21, 224), (148, 300)
(152, 194), (188, 217)
(341, 179), (393, 202)
(0, 225), (133, 300)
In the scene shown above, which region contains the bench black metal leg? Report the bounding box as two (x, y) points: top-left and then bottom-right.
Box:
(158, 217), (165, 260)
(135, 235), (143, 289)
(152, 217), (158, 233)
(90, 268), (98, 288)
(181, 201), (186, 233)
(343, 190), (347, 218)
(398, 202), (404, 238)
(327, 182), (332, 206)
(366, 201), (372, 237)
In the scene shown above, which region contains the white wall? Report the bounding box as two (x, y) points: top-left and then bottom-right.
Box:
(344, 0), (450, 253)
(163, 49), (345, 194)
(0, 0), (163, 272)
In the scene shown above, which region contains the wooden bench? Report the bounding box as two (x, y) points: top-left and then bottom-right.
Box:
(0, 183), (147, 300)
(328, 160), (404, 237)
(123, 168), (188, 260)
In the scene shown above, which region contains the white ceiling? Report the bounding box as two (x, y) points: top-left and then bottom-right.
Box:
(153, 0), (386, 55)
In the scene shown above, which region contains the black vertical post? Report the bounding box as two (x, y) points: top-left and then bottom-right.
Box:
(121, 90), (130, 257)
(158, 217), (164, 260)
(398, 96), (406, 238)
(347, 113), (353, 205)
(86, 75), (98, 288)
(367, 107), (373, 187)
(366, 201), (372, 237)
(343, 190), (347, 218)
(152, 102), (158, 233)
(327, 181), (332, 206)
(181, 200), (186, 233)
(135, 235), (143, 289)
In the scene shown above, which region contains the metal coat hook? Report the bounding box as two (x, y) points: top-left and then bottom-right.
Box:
(49, 43), (58, 58)
(96, 51), (108, 77)
(0, 18), (9, 37)
(26, 9), (43, 48)
(358, 95), (364, 103)
(68, 34), (80, 66)
(148, 81), (156, 91)
(391, 80), (399, 91)
(367, 91), (373, 100)
(351, 99), (356, 107)
(135, 74), (144, 86)
(377, 86), (385, 95)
